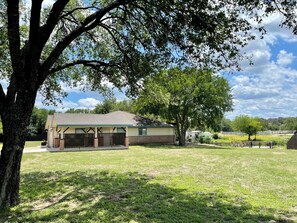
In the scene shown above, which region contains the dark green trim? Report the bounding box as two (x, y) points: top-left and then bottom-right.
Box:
(56, 124), (173, 128)
(129, 126), (174, 129)
(57, 124), (133, 127)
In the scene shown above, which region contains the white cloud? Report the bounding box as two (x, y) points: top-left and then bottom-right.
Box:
(58, 101), (78, 112)
(34, 92), (80, 112)
(226, 15), (297, 120)
(227, 61), (297, 119)
(276, 50), (295, 66)
(78, 98), (101, 107)
(260, 13), (297, 44)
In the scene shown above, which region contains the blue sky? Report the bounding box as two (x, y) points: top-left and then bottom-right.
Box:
(15, 4), (297, 119)
(223, 14), (297, 119)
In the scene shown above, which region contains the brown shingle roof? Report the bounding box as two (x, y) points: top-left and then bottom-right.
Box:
(51, 111), (173, 127)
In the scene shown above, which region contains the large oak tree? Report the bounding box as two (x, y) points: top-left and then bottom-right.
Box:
(0, 0), (295, 208)
(135, 68), (233, 146)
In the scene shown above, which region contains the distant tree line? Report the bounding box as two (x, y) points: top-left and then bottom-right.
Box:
(221, 116), (297, 132)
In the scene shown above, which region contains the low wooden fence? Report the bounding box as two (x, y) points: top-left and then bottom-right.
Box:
(212, 141), (274, 149)
(221, 131), (294, 135)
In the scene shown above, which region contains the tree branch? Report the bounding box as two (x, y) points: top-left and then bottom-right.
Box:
(49, 59), (120, 74)
(29, 0), (42, 45)
(38, 0), (131, 84)
(59, 6), (98, 21)
(6, 0), (21, 72)
(39, 0), (70, 50)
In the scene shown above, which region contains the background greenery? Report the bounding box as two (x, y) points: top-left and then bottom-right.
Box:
(214, 134), (292, 147)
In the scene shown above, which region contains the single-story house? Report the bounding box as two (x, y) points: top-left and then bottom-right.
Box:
(45, 111), (175, 150)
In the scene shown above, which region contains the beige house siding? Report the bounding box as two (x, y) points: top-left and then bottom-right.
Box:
(147, 128), (174, 136)
(129, 135), (175, 145)
(128, 127), (175, 145)
(128, 128), (138, 136)
(128, 127), (174, 136)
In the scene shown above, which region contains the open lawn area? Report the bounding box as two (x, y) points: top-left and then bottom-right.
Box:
(1, 145), (297, 222)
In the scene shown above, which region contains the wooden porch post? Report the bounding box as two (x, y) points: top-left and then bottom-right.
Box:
(94, 127), (98, 148)
(60, 127), (64, 150)
(125, 126), (129, 147)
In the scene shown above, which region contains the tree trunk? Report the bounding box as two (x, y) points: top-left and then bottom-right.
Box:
(179, 130), (186, 146)
(176, 117), (188, 146)
(0, 89), (36, 208)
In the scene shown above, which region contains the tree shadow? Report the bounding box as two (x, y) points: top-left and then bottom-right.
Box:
(0, 171), (295, 222)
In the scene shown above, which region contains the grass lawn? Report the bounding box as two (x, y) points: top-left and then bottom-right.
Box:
(1, 145), (297, 222)
(0, 141), (42, 150)
(24, 141), (42, 148)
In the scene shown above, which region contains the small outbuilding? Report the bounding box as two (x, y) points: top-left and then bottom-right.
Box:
(287, 132), (297, 150)
(45, 111), (175, 150)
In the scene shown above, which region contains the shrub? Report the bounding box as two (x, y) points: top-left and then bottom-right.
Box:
(41, 140), (47, 146)
(204, 136), (212, 144)
(199, 136), (212, 144)
(213, 133), (219, 139)
(199, 136), (205, 144)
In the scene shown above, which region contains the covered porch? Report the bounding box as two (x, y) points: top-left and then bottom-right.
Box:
(50, 126), (129, 150)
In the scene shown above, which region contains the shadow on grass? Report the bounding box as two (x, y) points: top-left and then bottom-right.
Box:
(0, 171), (294, 222)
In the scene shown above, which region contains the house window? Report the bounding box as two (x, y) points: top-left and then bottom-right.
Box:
(75, 128), (85, 134)
(138, 127), (147, 136)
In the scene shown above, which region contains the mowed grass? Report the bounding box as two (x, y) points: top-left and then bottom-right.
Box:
(25, 141), (42, 148)
(0, 141), (42, 149)
(1, 145), (297, 222)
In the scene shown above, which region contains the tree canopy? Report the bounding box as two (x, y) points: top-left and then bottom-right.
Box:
(232, 115), (263, 140)
(0, 0), (260, 104)
(283, 117), (297, 131)
(135, 67), (233, 145)
(93, 97), (136, 114)
(28, 107), (54, 135)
